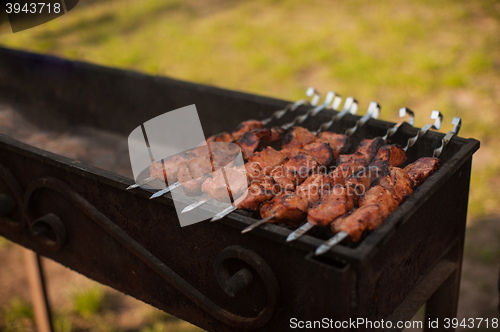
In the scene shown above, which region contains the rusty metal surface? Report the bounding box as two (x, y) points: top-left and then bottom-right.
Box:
(0, 47), (480, 331)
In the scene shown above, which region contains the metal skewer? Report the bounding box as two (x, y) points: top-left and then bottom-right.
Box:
(181, 196), (213, 213)
(127, 177), (156, 190)
(315, 116), (460, 256)
(281, 91), (336, 130)
(261, 87), (321, 125)
(149, 88), (322, 200)
(286, 107), (414, 243)
(149, 182), (182, 199)
(344, 101), (381, 136)
(243, 102), (382, 236)
(433, 117), (461, 157)
(241, 215), (275, 233)
(314, 97), (358, 134)
(403, 110), (442, 151)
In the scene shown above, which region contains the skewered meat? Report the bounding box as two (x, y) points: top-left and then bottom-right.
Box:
(307, 185), (354, 226)
(317, 132), (350, 159)
(359, 186), (399, 218)
(330, 163), (365, 186)
(336, 152), (367, 166)
(404, 157), (441, 187)
(301, 141), (333, 166)
(281, 127), (317, 151)
(355, 137), (385, 165)
(248, 146), (287, 175)
(236, 127), (284, 160)
(236, 177), (279, 211)
(149, 155), (187, 182)
(269, 166), (297, 191)
(283, 153), (321, 183)
(371, 145), (406, 170)
(201, 167), (248, 201)
(376, 166), (414, 203)
(260, 192), (308, 226)
(207, 132), (233, 143)
(232, 120), (264, 140)
(295, 173), (334, 203)
(331, 205), (382, 242)
(177, 161), (205, 196)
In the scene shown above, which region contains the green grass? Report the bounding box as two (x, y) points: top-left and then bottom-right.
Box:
(71, 286), (105, 319)
(2, 297), (35, 332)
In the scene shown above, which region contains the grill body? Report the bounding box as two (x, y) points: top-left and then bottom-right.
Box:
(0, 47), (479, 331)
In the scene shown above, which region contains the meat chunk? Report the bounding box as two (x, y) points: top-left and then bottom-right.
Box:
(355, 138), (385, 165)
(376, 166), (413, 203)
(331, 205), (384, 242)
(236, 128), (273, 160)
(249, 146), (287, 174)
(301, 141), (334, 166)
(359, 185), (399, 219)
(260, 192), (308, 226)
(281, 127), (317, 151)
(232, 120), (264, 140)
(336, 152), (367, 166)
(317, 132), (350, 159)
(207, 132), (233, 143)
(177, 161), (204, 196)
(201, 167), (248, 201)
(237, 181), (276, 211)
(270, 127), (285, 142)
(329, 163), (365, 186)
(371, 144), (406, 169)
(295, 173), (334, 204)
(283, 153), (321, 183)
(269, 166), (297, 191)
(307, 185), (354, 226)
(404, 157), (441, 187)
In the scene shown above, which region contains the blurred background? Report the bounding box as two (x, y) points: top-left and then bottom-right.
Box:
(0, 0), (499, 331)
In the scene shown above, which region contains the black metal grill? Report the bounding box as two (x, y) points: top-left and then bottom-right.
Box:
(0, 47), (479, 331)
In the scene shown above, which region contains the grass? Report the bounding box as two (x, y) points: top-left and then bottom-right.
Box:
(71, 286), (105, 319)
(2, 297), (35, 332)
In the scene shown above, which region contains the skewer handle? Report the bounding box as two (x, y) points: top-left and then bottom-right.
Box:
(281, 92), (335, 130)
(315, 97), (358, 134)
(261, 87), (320, 125)
(403, 110), (443, 151)
(433, 117), (461, 157)
(314, 231), (349, 256)
(344, 102), (381, 136)
(381, 107), (415, 141)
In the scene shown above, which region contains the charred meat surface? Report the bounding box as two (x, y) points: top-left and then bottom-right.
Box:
(260, 192), (308, 226)
(355, 138), (385, 165)
(376, 166), (414, 204)
(232, 120), (264, 140)
(249, 146), (287, 174)
(359, 185), (399, 219)
(301, 141), (334, 166)
(404, 157), (441, 187)
(371, 144), (406, 169)
(307, 185), (354, 226)
(317, 132), (350, 159)
(281, 127), (317, 151)
(295, 173), (334, 204)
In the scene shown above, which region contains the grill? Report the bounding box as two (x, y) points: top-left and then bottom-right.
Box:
(0, 47), (479, 331)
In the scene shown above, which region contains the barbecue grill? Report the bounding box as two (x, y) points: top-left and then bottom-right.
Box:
(0, 47), (479, 331)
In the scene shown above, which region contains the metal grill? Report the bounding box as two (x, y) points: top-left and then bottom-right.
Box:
(0, 47), (479, 331)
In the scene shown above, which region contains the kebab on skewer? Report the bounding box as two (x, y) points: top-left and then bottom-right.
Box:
(127, 88), (321, 190)
(314, 117), (460, 255)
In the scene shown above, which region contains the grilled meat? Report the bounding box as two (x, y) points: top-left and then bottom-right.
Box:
(281, 127), (317, 151)
(207, 132), (233, 143)
(355, 137), (385, 165)
(149, 155), (187, 183)
(248, 146), (287, 175)
(236, 176), (279, 211)
(260, 192), (308, 226)
(371, 144), (406, 170)
(317, 132), (350, 159)
(232, 120), (264, 140)
(331, 205), (382, 242)
(404, 157), (441, 187)
(301, 141), (334, 166)
(295, 173), (334, 203)
(376, 166), (414, 203)
(307, 185), (354, 226)
(359, 185), (399, 218)
(283, 153), (321, 184)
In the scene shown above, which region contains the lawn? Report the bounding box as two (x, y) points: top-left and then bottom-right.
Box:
(0, 0), (499, 330)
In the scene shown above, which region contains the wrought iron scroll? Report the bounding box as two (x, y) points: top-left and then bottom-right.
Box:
(22, 177), (280, 329)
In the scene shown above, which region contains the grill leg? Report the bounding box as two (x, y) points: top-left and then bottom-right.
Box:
(424, 243), (462, 331)
(23, 249), (54, 332)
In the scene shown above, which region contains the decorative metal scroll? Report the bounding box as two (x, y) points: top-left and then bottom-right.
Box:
(16, 176), (280, 329)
